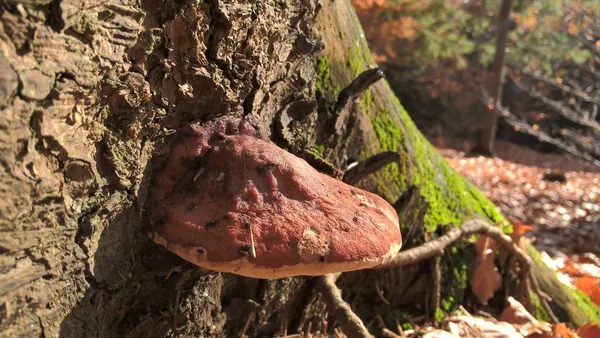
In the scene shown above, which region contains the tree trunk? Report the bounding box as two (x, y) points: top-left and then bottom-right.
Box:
(476, 0), (513, 156)
(0, 0), (597, 337)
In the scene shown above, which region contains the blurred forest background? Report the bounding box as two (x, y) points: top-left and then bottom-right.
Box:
(352, 0), (600, 169)
(352, 0), (600, 313)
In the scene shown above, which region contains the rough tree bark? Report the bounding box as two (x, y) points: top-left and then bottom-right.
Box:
(0, 0), (598, 337)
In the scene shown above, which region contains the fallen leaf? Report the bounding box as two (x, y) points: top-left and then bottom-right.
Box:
(573, 277), (600, 307)
(511, 221), (534, 248)
(576, 322), (600, 338)
(499, 297), (551, 337)
(471, 236), (502, 304)
(540, 323), (578, 338)
(448, 316), (524, 337)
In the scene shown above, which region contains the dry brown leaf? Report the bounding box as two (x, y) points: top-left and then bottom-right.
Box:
(448, 315), (524, 337)
(500, 297), (552, 337)
(470, 236), (502, 304)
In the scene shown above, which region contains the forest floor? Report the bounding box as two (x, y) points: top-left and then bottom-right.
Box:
(387, 142), (600, 337)
(442, 140), (600, 310)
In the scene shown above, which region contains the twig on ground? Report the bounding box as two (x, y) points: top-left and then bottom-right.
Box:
(374, 280), (391, 305)
(305, 321), (312, 338)
(239, 311), (255, 338)
(381, 328), (402, 338)
(520, 269), (535, 314)
(394, 318), (406, 338)
(529, 272), (560, 324)
(378, 219), (531, 270)
(430, 256), (441, 326)
(316, 273), (373, 338)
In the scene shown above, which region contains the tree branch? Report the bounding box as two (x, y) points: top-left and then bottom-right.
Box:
(481, 89), (600, 166)
(511, 77), (600, 130)
(522, 71), (600, 106)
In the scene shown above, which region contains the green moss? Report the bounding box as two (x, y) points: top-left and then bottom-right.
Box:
(530, 291), (552, 323)
(310, 144), (325, 157)
(370, 82), (505, 232)
(434, 307), (445, 323)
(344, 44), (375, 114)
(347, 46), (365, 78)
(571, 289), (600, 325)
(315, 56), (340, 116)
(441, 255), (469, 312)
(372, 108), (408, 200)
(360, 89), (374, 113)
(527, 245), (600, 326)
(315, 56), (332, 95)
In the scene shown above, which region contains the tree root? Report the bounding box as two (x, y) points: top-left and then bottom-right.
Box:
(316, 273), (373, 338)
(315, 219), (558, 338)
(378, 219), (530, 269)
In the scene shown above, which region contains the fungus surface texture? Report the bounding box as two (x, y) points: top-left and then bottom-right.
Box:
(146, 117), (402, 279)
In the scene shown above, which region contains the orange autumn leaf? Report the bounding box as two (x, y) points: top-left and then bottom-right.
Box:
(557, 257), (596, 278)
(573, 276), (600, 307)
(550, 323), (578, 338)
(511, 221), (534, 248)
(537, 323), (578, 338)
(577, 322), (600, 338)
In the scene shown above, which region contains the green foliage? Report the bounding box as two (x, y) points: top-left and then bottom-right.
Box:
(356, 0), (600, 75)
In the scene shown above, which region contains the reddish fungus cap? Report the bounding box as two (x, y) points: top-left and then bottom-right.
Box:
(145, 117), (402, 279)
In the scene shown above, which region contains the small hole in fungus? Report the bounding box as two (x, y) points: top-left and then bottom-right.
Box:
(205, 220), (218, 227)
(256, 163), (277, 175)
(197, 248), (205, 254)
(208, 134), (226, 145)
(319, 255), (326, 262)
(352, 217), (358, 222)
(239, 245), (251, 256)
(287, 241), (297, 248)
(244, 222), (251, 229)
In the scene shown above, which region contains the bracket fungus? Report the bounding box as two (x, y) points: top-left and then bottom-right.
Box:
(145, 117), (402, 279)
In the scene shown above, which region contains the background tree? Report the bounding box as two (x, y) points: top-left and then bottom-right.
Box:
(476, 0), (513, 156)
(354, 0), (600, 166)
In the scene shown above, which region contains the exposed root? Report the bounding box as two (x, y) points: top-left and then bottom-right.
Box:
(239, 311), (255, 338)
(316, 273), (373, 338)
(378, 219), (531, 270)
(529, 272), (560, 324)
